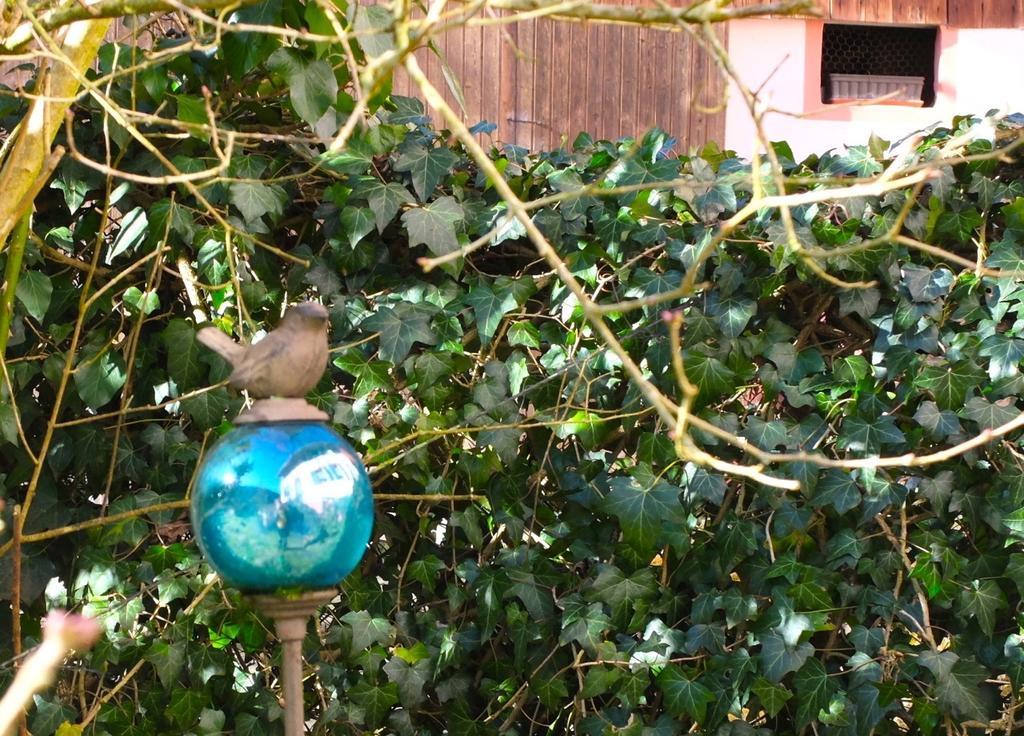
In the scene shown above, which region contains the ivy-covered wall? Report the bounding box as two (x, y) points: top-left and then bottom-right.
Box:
(3, 18), (1024, 732)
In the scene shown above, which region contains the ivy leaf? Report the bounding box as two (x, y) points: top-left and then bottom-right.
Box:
(789, 582), (832, 610)
(935, 207), (982, 242)
(348, 681), (399, 726)
(0, 403), (18, 446)
(743, 417), (788, 451)
(616, 670), (650, 710)
(320, 136), (373, 175)
(29, 697), (75, 736)
(752, 676), (793, 717)
(682, 464), (726, 505)
(532, 674), (569, 710)
(811, 470), (861, 514)
(394, 143), (458, 201)
(601, 476), (684, 551)
(508, 321), (541, 348)
(413, 351), (460, 386)
(836, 416), (905, 453)
(341, 206), (375, 249)
(581, 667), (622, 698)
(963, 396), (1019, 430)
(146, 640), (186, 688)
(921, 654), (991, 722)
(987, 239), (1024, 271)
(334, 350), (391, 397)
(164, 319), (206, 389)
(267, 49), (338, 126)
(828, 145), (883, 177)
(902, 264), (953, 302)
(685, 623), (726, 654)
(916, 359), (985, 410)
(838, 287), (880, 319)
(350, 4), (395, 58)
(959, 579), (1008, 637)
(506, 571), (553, 622)
(709, 295), (756, 338)
(585, 565), (657, 626)
(234, 713), (266, 736)
(341, 611), (394, 653)
(364, 180), (414, 232)
(107, 207), (149, 262)
(402, 196), (464, 257)
(913, 401), (963, 440)
(683, 350), (735, 400)
(229, 181), (287, 222)
(760, 632), (814, 682)
(656, 665), (714, 722)
(168, 688), (206, 728)
(16, 271), (52, 322)
(694, 181), (737, 221)
(123, 286), (160, 316)
(74, 351), (127, 409)
(180, 387), (231, 429)
(362, 302), (439, 364)
(464, 279), (518, 344)
(594, 208), (635, 244)
(794, 658), (834, 728)
(978, 333), (1024, 380)
(558, 599), (611, 654)
(383, 655), (432, 707)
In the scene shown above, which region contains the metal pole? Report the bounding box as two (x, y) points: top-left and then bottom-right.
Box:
(252, 591), (335, 736)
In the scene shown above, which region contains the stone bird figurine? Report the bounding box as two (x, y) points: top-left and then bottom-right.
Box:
(197, 301), (329, 399)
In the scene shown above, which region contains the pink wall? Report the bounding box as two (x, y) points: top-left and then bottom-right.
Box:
(724, 19), (1024, 159)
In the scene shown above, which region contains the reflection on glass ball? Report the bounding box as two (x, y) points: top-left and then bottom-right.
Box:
(190, 422), (373, 591)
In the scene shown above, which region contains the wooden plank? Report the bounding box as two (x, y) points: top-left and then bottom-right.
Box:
(673, 31), (694, 150)
(705, 24), (727, 146)
(982, 0), (1020, 27)
(673, 30), (690, 143)
(687, 33), (706, 150)
(546, 18), (572, 148)
(480, 21), (503, 139)
(658, 28), (678, 143)
(565, 20), (585, 145)
(700, 28), (728, 147)
(691, 31), (723, 149)
(499, 22), (518, 144)
(948, 0), (984, 26)
(530, 17), (552, 150)
(644, 25), (672, 138)
(601, 23), (621, 140)
(461, 14), (483, 133)
(636, 25), (657, 138)
(618, 0), (640, 142)
(586, 23), (606, 138)
(514, 19), (536, 150)
(831, 0), (867, 22)
(894, 0), (945, 24)
(430, 30), (455, 116)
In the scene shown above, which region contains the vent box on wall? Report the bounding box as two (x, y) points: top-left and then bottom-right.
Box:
(828, 73), (926, 105)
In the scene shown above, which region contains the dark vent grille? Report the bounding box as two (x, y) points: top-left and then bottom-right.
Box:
(821, 24), (937, 106)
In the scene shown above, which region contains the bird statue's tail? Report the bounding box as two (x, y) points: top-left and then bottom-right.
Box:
(196, 327), (245, 364)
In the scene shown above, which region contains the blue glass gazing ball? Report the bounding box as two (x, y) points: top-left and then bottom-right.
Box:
(190, 422), (373, 592)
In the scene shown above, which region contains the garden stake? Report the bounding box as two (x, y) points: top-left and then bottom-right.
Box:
(251, 591), (336, 736)
(189, 302), (374, 735)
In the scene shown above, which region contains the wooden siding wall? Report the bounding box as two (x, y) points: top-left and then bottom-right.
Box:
(735, 0), (1022, 25)
(392, 17), (728, 151)
(947, 0), (1023, 27)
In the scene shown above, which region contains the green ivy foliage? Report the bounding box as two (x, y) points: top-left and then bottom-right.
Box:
(3, 7), (1024, 734)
